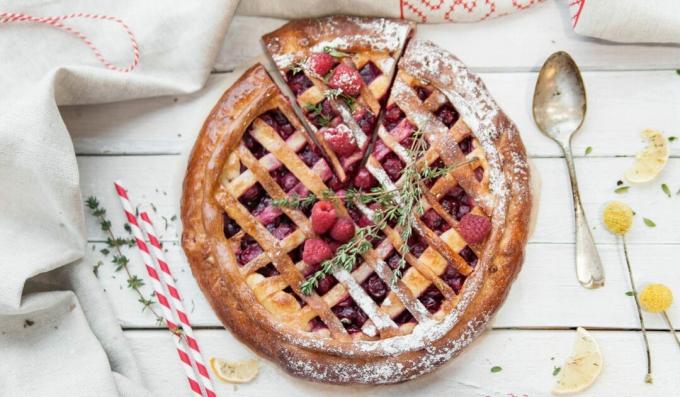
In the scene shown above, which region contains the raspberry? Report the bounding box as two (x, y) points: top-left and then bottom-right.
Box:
(303, 238), (334, 265)
(311, 200), (337, 234)
(353, 168), (376, 190)
(330, 217), (355, 243)
(324, 125), (357, 157)
(308, 52), (336, 76)
(458, 214), (491, 244)
(328, 63), (363, 96)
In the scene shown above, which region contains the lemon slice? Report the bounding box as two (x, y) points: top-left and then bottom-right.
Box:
(210, 357), (259, 384)
(624, 129), (669, 183)
(552, 327), (603, 395)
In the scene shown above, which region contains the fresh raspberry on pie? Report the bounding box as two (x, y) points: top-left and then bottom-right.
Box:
(328, 63), (363, 96)
(303, 238), (334, 265)
(458, 213), (491, 243)
(324, 125), (358, 157)
(311, 200), (337, 234)
(308, 52), (336, 76)
(329, 217), (355, 243)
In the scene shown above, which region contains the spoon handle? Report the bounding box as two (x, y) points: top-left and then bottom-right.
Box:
(562, 145), (605, 288)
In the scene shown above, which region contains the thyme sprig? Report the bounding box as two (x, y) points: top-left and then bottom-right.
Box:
(290, 59), (306, 75)
(324, 88), (356, 111)
(85, 196), (162, 323)
(304, 102), (331, 127)
(323, 46), (350, 59)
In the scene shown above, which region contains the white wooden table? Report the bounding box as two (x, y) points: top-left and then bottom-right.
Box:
(64, 2), (680, 396)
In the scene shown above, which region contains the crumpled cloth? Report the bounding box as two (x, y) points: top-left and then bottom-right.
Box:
(0, 0), (673, 395)
(569, 0), (680, 43)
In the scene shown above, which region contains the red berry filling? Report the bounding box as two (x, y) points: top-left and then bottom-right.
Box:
(308, 52), (336, 76)
(286, 69), (313, 96)
(328, 63), (364, 97)
(324, 125), (358, 157)
(382, 152), (405, 181)
(441, 265), (466, 292)
(239, 182), (265, 211)
(435, 102), (459, 128)
(386, 251), (410, 275)
(407, 234), (428, 258)
(440, 186), (472, 221)
(459, 245), (478, 267)
(418, 285), (444, 313)
(311, 200), (337, 234)
(421, 209), (445, 233)
(307, 99), (336, 129)
(358, 61), (382, 84)
(474, 166), (484, 182)
(243, 129), (268, 159)
(353, 107), (377, 135)
(260, 109), (295, 139)
(222, 213), (241, 238)
(361, 273), (388, 303)
(414, 86), (432, 101)
(393, 310), (414, 325)
(270, 166), (300, 192)
(308, 316), (327, 331)
(383, 104), (405, 131)
(353, 168), (377, 190)
(298, 143), (321, 167)
(256, 263), (279, 277)
(237, 235), (263, 266)
(458, 136), (473, 155)
(252, 197), (282, 226)
(302, 238), (333, 265)
(332, 296), (368, 333)
(329, 217), (355, 243)
(266, 215), (296, 240)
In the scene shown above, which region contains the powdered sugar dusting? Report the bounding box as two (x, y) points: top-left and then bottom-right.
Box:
(333, 268), (397, 332)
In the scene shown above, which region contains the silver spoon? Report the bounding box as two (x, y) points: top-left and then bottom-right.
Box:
(532, 51), (604, 289)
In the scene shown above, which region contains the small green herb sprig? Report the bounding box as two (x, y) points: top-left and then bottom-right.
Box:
(324, 88), (356, 111)
(86, 196), (162, 323)
(323, 46), (350, 59)
(304, 102), (331, 127)
(289, 59), (307, 75)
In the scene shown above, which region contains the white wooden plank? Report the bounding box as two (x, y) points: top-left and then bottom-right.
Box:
(126, 329), (680, 396)
(63, 71), (680, 157)
(89, 241), (680, 330)
(213, 3), (680, 73)
(78, 155), (680, 245)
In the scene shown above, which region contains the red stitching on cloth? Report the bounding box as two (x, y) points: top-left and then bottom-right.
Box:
(403, 1), (429, 22)
(0, 12), (140, 73)
(570, 0), (586, 27)
(400, 0), (405, 19)
(511, 0), (538, 10)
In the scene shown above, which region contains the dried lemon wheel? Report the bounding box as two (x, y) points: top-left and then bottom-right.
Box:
(624, 129), (669, 183)
(210, 357), (259, 384)
(552, 327), (603, 395)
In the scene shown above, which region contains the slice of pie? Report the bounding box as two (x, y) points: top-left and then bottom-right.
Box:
(182, 19), (531, 385)
(262, 16), (414, 186)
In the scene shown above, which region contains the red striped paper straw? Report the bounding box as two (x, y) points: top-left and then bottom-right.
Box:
(113, 181), (205, 397)
(139, 211), (216, 397)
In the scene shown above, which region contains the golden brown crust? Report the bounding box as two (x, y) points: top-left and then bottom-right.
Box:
(182, 32), (530, 384)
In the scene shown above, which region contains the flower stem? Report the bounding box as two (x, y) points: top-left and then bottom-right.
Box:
(661, 311), (680, 350)
(622, 236), (653, 383)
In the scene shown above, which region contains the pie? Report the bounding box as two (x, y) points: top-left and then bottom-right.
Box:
(181, 16), (531, 385)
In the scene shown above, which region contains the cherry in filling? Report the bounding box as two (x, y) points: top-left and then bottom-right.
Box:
(286, 69), (313, 96)
(239, 182), (265, 211)
(332, 296), (368, 333)
(353, 107), (376, 135)
(358, 61), (382, 84)
(441, 265), (466, 293)
(383, 104), (405, 131)
(269, 165), (300, 192)
(265, 214), (296, 240)
(298, 143), (321, 167)
(260, 109), (295, 140)
(361, 273), (388, 304)
(459, 245), (478, 267)
(440, 185), (472, 221)
(256, 263), (279, 277)
(307, 99), (336, 129)
(407, 233), (428, 258)
(421, 209), (450, 235)
(435, 102), (460, 128)
(381, 152), (405, 181)
(243, 128), (268, 159)
(458, 136), (473, 155)
(223, 213), (241, 238)
(474, 166), (484, 182)
(418, 285), (444, 313)
(393, 309), (414, 325)
(308, 316), (327, 331)
(237, 235), (263, 266)
(414, 86), (432, 101)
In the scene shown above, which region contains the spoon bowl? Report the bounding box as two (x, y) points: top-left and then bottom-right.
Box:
(533, 51), (587, 145)
(532, 51), (604, 289)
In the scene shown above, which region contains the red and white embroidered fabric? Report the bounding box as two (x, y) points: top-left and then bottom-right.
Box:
(398, 0), (543, 22)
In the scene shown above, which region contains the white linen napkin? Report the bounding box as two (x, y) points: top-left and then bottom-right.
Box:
(569, 0), (680, 43)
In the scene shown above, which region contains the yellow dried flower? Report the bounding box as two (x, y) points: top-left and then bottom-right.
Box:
(602, 201), (633, 235)
(639, 284), (673, 313)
